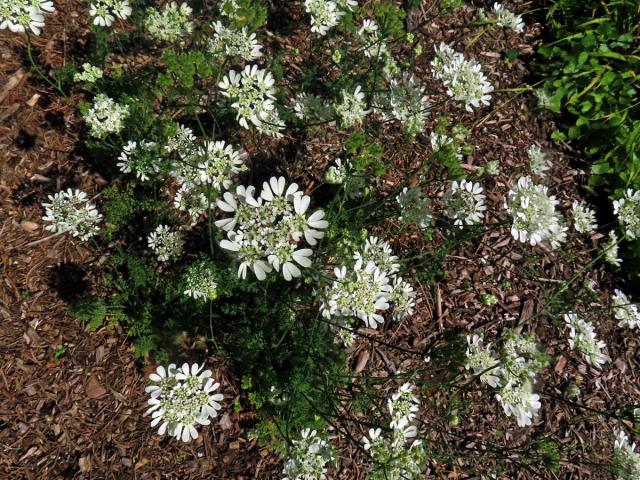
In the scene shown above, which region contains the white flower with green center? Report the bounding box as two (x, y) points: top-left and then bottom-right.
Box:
(430, 131), (462, 160)
(183, 260), (218, 300)
(613, 189), (640, 240)
(173, 184), (209, 225)
(335, 85), (369, 129)
(0, 0), (53, 35)
(527, 144), (550, 177)
(571, 201), (597, 234)
(354, 236), (399, 275)
(495, 379), (541, 427)
(117, 140), (161, 181)
(146, 363), (223, 443)
(465, 334), (501, 387)
(374, 73), (430, 136)
(604, 230), (622, 267)
(322, 260), (392, 329)
(396, 187), (433, 229)
(388, 383), (420, 429)
(219, 65), (284, 136)
(82, 93), (129, 138)
(491, 2), (524, 33)
(147, 224), (184, 262)
(358, 18), (386, 58)
(73, 63), (103, 83)
(614, 430), (640, 480)
(216, 177), (327, 281)
(389, 276), (416, 320)
(564, 313), (610, 368)
(42, 188), (102, 240)
(293, 92), (333, 122)
(505, 176), (564, 247)
(165, 123), (197, 158)
(304, 0), (355, 36)
(612, 289), (640, 329)
(362, 427), (426, 480)
(144, 2), (193, 42)
(431, 42), (493, 111)
(89, 0), (131, 27)
(282, 429), (334, 480)
(443, 179), (486, 227)
(194, 140), (245, 190)
(323, 158), (347, 185)
(208, 21), (262, 60)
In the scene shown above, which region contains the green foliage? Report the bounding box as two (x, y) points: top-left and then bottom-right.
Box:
(68, 296), (106, 331)
(532, 439), (561, 473)
(345, 131), (385, 176)
(224, 0), (267, 30)
(374, 2), (406, 39)
(157, 49), (213, 91)
(53, 344), (68, 360)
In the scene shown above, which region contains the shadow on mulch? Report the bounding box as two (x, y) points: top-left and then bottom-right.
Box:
(47, 262), (90, 301)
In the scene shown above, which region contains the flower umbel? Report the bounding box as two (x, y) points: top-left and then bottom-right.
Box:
(42, 188), (102, 240)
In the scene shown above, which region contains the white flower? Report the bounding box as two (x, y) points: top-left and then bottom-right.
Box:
(430, 131), (462, 160)
(612, 289), (640, 329)
(613, 430), (640, 479)
(354, 236), (399, 275)
(146, 363), (223, 442)
(389, 276), (416, 321)
(73, 63), (103, 83)
(219, 65), (284, 136)
(82, 93), (129, 138)
(334, 85), (369, 128)
(358, 18), (386, 58)
(321, 261), (392, 329)
(431, 42), (494, 111)
(324, 158), (347, 185)
(173, 184), (209, 225)
(42, 188), (102, 240)
(117, 140), (162, 181)
(374, 73), (430, 136)
(527, 145), (550, 178)
(396, 187), (433, 229)
(0, 0), (53, 35)
(388, 383), (420, 429)
(504, 176), (565, 247)
(304, 0), (352, 36)
(613, 189), (640, 240)
(208, 21), (262, 60)
(491, 2), (524, 33)
(293, 92), (333, 122)
(89, 0), (131, 27)
(144, 2), (193, 42)
(571, 201), (597, 234)
(216, 177), (327, 281)
(282, 429), (334, 480)
(194, 140), (245, 190)
(564, 313), (610, 368)
(165, 123), (197, 158)
(495, 380), (541, 427)
(147, 224), (183, 262)
(183, 260), (218, 300)
(604, 231), (622, 267)
(465, 334), (501, 388)
(443, 179), (486, 227)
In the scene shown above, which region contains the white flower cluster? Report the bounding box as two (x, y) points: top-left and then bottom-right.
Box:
(443, 179), (486, 227)
(358, 19), (386, 59)
(183, 260), (218, 301)
(144, 2), (193, 42)
(431, 43), (494, 112)
(0, 0), (54, 35)
(324, 158), (348, 185)
(612, 289), (640, 329)
(147, 224), (184, 262)
(505, 176), (566, 248)
(564, 313), (610, 368)
(304, 0), (356, 36)
(613, 430), (640, 480)
(491, 2), (524, 33)
(334, 85), (369, 129)
(42, 188), (102, 240)
(396, 187), (433, 229)
(571, 201), (597, 234)
(146, 363), (223, 443)
(374, 73), (430, 136)
(82, 93), (129, 138)
(322, 237), (415, 329)
(208, 21), (262, 61)
(527, 144), (550, 178)
(362, 384), (426, 480)
(216, 176), (328, 281)
(465, 334), (501, 388)
(282, 429), (334, 480)
(219, 65), (284, 137)
(604, 231), (622, 267)
(613, 189), (640, 240)
(431, 131), (462, 161)
(73, 63), (103, 83)
(117, 140), (161, 182)
(293, 93), (333, 122)
(89, 0), (131, 27)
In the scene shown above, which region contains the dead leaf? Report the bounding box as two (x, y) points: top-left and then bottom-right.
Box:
(20, 220), (39, 232)
(85, 375), (107, 399)
(78, 456), (92, 472)
(219, 413), (233, 430)
(354, 349), (370, 373)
